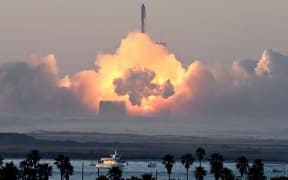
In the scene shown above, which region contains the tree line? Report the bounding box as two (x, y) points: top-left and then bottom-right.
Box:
(161, 147), (266, 180)
(0, 150), (73, 180)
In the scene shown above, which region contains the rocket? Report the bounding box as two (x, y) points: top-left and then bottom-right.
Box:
(141, 3), (146, 33)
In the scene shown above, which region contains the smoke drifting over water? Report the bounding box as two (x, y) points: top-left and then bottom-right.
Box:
(0, 32), (288, 119)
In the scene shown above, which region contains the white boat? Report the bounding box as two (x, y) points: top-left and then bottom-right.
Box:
(95, 149), (128, 169)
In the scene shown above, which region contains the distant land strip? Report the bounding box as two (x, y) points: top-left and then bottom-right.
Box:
(0, 132), (288, 161)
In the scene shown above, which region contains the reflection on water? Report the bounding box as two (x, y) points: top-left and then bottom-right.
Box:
(3, 159), (288, 180)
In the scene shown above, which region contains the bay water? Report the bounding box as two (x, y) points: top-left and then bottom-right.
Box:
(4, 159), (288, 180)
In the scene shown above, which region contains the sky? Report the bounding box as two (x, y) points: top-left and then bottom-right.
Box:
(1, 0), (288, 74)
(0, 0), (288, 135)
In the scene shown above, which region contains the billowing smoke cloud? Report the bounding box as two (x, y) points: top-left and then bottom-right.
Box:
(0, 32), (288, 120)
(161, 80), (175, 99)
(255, 49), (288, 78)
(113, 68), (175, 106)
(160, 49), (288, 118)
(0, 55), (89, 116)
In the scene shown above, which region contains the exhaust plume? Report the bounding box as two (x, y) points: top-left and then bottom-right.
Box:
(113, 68), (175, 106)
(0, 33), (288, 119)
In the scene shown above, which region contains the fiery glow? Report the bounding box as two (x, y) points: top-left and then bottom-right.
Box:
(63, 32), (188, 115)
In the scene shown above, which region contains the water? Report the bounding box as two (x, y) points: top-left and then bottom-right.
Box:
(3, 159), (288, 180)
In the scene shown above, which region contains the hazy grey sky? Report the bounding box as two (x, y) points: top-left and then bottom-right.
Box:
(1, 0), (288, 75)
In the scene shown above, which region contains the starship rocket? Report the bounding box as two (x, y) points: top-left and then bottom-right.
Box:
(141, 3), (146, 33)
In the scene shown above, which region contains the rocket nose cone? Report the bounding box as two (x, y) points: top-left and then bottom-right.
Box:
(141, 4), (146, 15)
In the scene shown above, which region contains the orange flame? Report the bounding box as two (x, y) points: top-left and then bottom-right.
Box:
(61, 32), (197, 115)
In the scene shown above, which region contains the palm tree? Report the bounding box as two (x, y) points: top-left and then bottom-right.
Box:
(55, 154), (65, 180)
(248, 159), (265, 180)
(19, 159), (32, 180)
(64, 163), (74, 180)
(194, 166), (206, 180)
(141, 173), (155, 180)
(236, 156), (249, 179)
(209, 153), (224, 180)
(221, 167), (235, 180)
(19, 149), (41, 180)
(107, 166), (122, 180)
(27, 150), (40, 168)
(97, 175), (109, 180)
(0, 162), (19, 180)
(54, 154), (74, 180)
(0, 155), (3, 179)
(181, 153), (195, 180)
(38, 163), (53, 180)
(29, 149), (41, 180)
(127, 176), (141, 180)
(162, 154), (175, 180)
(0, 155), (3, 167)
(19, 149), (53, 180)
(196, 147), (206, 167)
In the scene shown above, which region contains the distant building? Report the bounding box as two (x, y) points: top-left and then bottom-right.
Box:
(98, 101), (127, 118)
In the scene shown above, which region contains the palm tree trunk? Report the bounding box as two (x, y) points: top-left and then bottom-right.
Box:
(168, 173), (171, 180)
(186, 169), (189, 180)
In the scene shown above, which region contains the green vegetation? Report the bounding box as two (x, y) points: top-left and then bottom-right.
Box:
(0, 156), (3, 167)
(196, 147), (205, 167)
(181, 153), (194, 180)
(248, 159), (265, 180)
(0, 150), (54, 180)
(0, 150), (73, 180)
(194, 147), (207, 180)
(162, 154), (175, 180)
(97, 169), (156, 180)
(209, 153), (224, 180)
(0, 162), (19, 180)
(194, 166), (206, 180)
(141, 173), (155, 180)
(19, 149), (53, 180)
(236, 156), (249, 179)
(107, 167), (123, 180)
(54, 154), (74, 180)
(220, 167), (235, 180)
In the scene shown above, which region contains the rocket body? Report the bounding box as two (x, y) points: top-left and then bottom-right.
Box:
(141, 4), (146, 33)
